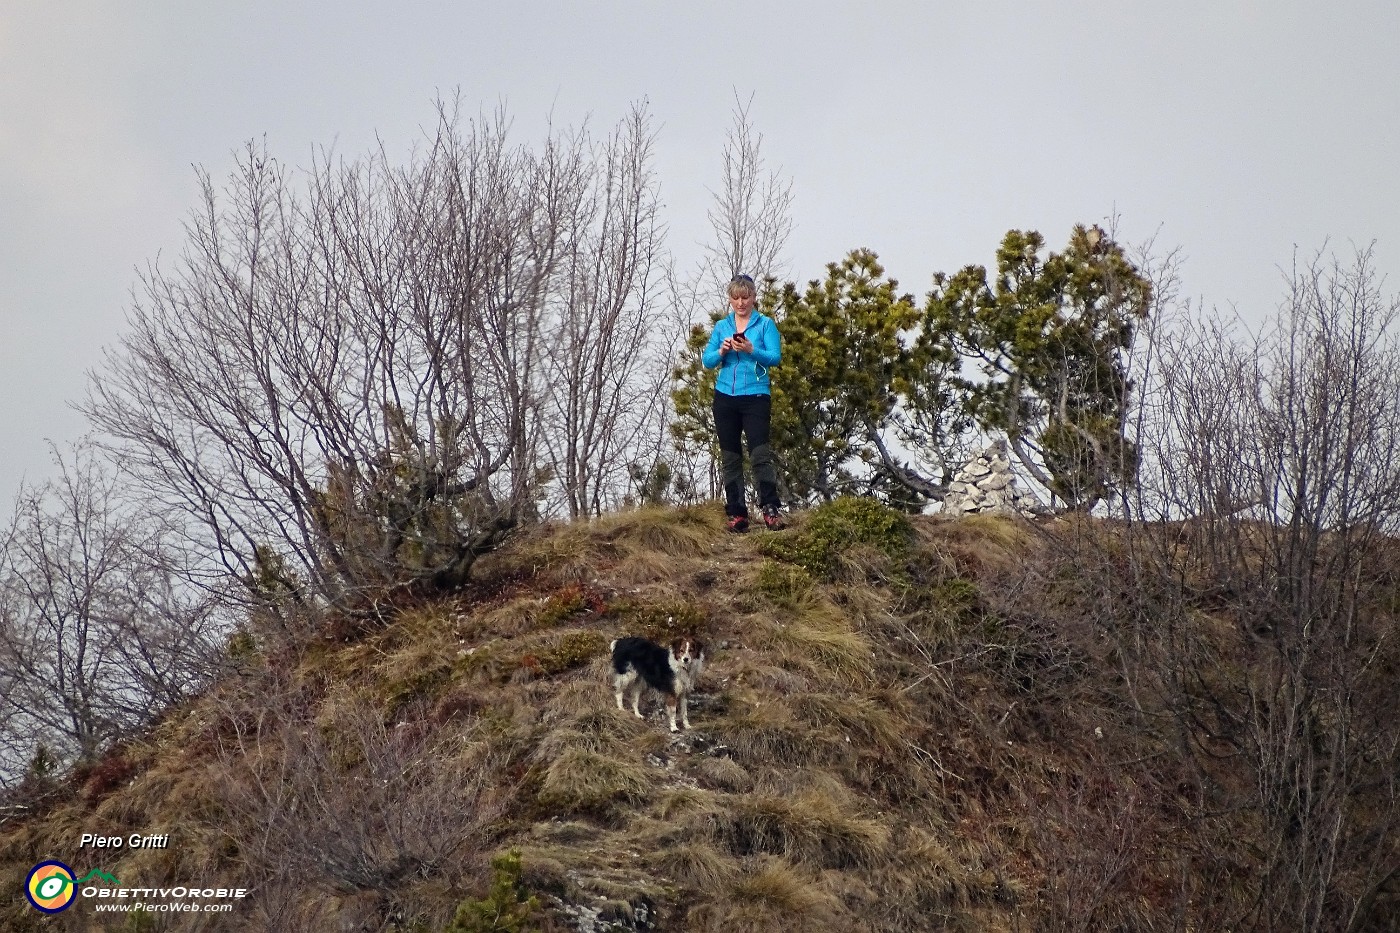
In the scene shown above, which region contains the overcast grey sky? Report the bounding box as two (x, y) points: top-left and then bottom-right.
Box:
(3, 1), (1398, 505)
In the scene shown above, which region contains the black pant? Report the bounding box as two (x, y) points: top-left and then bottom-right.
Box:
(713, 392), (780, 517)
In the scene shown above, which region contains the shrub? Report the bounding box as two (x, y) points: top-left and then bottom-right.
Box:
(761, 496), (912, 578)
(383, 661), (455, 713)
(536, 583), (608, 628)
(226, 630), (259, 663)
(77, 749), (137, 802)
(756, 560), (815, 606)
(444, 850), (540, 933)
(519, 630), (607, 677)
(120, 907), (159, 932)
(614, 600), (708, 642)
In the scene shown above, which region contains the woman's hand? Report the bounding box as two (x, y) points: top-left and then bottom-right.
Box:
(730, 334), (751, 353)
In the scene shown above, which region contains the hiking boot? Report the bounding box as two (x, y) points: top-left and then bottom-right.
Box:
(762, 506), (785, 530)
(726, 515), (750, 534)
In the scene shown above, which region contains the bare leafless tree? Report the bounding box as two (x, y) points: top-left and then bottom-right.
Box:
(703, 91), (795, 293)
(82, 99), (681, 617)
(540, 102), (669, 517)
(0, 444), (226, 775)
(1126, 245), (1400, 931)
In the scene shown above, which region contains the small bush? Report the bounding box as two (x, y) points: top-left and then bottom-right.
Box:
(762, 496), (912, 578)
(445, 850), (540, 933)
(78, 750), (137, 802)
(454, 641), (510, 683)
(226, 630), (259, 663)
(536, 583), (608, 628)
(5, 744), (67, 816)
(519, 630), (607, 677)
(905, 577), (983, 646)
(615, 599), (708, 642)
(384, 661), (455, 712)
(929, 578), (980, 617)
(120, 907), (159, 932)
(756, 560), (815, 606)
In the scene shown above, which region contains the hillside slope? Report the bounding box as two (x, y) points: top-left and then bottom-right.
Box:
(2, 500), (1395, 931)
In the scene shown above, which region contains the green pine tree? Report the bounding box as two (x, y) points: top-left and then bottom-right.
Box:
(768, 249), (921, 502)
(922, 225), (1152, 509)
(444, 850), (539, 933)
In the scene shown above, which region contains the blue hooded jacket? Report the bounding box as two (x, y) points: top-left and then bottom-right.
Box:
(702, 312), (782, 396)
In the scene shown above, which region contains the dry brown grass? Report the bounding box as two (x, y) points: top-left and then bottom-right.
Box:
(917, 511), (1039, 578)
(6, 501), (1370, 931)
(706, 787), (891, 869)
(537, 747), (654, 817)
(541, 673), (619, 723)
(753, 600), (875, 685)
(724, 652), (813, 693)
(534, 709), (667, 762)
(473, 594), (546, 637)
(602, 503), (720, 558)
(795, 692), (907, 757)
(709, 699), (851, 771)
(652, 839), (737, 891)
(648, 786), (716, 820)
(692, 858), (845, 933)
(690, 755), (754, 792)
(480, 503), (721, 590)
(493, 522), (614, 584)
(874, 824), (987, 924)
(828, 541), (906, 587)
(609, 546), (692, 587)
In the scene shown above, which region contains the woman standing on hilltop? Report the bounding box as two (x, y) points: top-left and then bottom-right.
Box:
(702, 274), (784, 532)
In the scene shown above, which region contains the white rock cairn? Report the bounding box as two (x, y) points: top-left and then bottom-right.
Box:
(940, 440), (1048, 518)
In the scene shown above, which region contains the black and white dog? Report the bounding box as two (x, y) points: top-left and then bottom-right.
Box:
(609, 636), (705, 732)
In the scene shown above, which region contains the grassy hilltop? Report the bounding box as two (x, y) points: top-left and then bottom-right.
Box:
(2, 499), (1397, 931)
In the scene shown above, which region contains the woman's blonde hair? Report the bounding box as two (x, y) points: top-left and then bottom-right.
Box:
(726, 274), (756, 299)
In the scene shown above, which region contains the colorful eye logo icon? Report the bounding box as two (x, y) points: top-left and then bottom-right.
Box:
(26, 861), (77, 912)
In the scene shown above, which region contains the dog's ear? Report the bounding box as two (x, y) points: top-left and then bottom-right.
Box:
(671, 638), (700, 659)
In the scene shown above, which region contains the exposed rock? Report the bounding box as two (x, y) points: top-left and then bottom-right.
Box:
(940, 440), (1048, 519)
(555, 893), (655, 932)
(977, 473), (1012, 491)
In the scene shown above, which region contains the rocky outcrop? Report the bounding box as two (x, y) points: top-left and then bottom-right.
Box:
(940, 440), (1048, 518)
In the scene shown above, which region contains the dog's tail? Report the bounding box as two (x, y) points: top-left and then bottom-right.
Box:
(609, 638), (618, 653)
